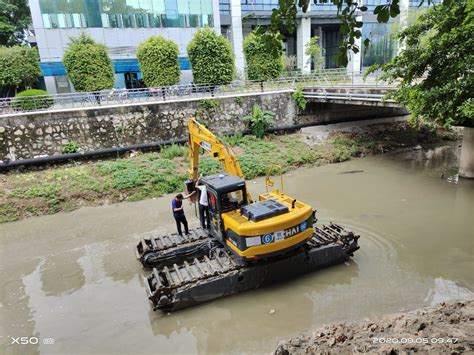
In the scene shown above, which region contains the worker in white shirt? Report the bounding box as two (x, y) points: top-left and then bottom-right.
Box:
(195, 178), (210, 229)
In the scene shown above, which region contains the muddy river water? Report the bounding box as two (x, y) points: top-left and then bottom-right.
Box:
(1, 143), (473, 355)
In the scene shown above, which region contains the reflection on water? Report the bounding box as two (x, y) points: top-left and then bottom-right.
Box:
(40, 249), (86, 297)
(0, 143), (473, 355)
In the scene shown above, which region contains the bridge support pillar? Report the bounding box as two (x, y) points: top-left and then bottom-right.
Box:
(297, 17), (311, 74)
(459, 127), (474, 179)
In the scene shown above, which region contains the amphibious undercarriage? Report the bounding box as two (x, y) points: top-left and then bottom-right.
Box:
(136, 223), (359, 311)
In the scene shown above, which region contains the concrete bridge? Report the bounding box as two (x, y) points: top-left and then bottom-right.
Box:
(302, 86), (400, 108)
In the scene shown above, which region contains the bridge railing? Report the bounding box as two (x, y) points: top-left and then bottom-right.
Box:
(303, 92), (395, 102)
(0, 69), (389, 115)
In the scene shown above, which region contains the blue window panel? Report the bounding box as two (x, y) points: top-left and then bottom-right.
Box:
(40, 58), (191, 77)
(114, 59), (141, 73)
(178, 57), (191, 70)
(40, 62), (66, 76)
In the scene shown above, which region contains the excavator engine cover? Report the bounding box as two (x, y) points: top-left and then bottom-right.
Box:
(240, 200), (289, 222)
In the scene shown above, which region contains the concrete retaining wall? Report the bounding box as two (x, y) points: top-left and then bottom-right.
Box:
(0, 92), (296, 161)
(0, 91), (407, 161)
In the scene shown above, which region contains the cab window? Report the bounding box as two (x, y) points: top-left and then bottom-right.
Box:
(209, 192), (217, 213)
(221, 189), (245, 210)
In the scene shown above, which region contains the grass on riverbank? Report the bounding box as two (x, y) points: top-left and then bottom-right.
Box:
(0, 122), (456, 223)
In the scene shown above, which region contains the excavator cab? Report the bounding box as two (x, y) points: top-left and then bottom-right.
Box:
(200, 173), (248, 244)
(198, 172), (315, 261)
(186, 118), (316, 261)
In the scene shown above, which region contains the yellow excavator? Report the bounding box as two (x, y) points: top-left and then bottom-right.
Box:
(185, 117), (315, 261)
(136, 118), (360, 311)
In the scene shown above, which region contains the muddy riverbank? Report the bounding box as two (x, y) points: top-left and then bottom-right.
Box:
(275, 298), (474, 354)
(0, 118), (458, 223)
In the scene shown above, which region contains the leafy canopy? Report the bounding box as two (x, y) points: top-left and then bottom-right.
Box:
(0, 0), (30, 45)
(137, 36), (180, 87)
(370, 0), (473, 128)
(262, 0), (443, 67)
(187, 28), (235, 85)
(243, 31), (283, 81)
(63, 33), (115, 92)
(0, 46), (41, 92)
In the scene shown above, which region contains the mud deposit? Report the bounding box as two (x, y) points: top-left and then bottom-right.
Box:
(275, 298), (474, 354)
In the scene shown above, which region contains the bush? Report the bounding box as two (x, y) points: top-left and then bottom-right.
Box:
(62, 141), (80, 154)
(160, 144), (187, 159)
(199, 157), (222, 176)
(0, 46), (41, 93)
(234, 96), (244, 106)
(305, 36), (324, 73)
(187, 28), (235, 85)
(196, 99), (220, 123)
(292, 88), (307, 110)
(136, 36), (180, 87)
(220, 133), (245, 146)
(63, 33), (114, 92)
(243, 32), (283, 81)
(283, 55), (297, 76)
(11, 89), (53, 111)
(239, 154), (269, 179)
(243, 105), (275, 138)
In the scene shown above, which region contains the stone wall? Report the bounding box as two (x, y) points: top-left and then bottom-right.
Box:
(0, 91), (296, 161)
(0, 91), (408, 162)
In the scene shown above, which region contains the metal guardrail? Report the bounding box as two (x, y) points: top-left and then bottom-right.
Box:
(0, 69), (389, 115)
(303, 92), (396, 103)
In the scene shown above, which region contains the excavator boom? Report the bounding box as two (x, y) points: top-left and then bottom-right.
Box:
(188, 120), (241, 177)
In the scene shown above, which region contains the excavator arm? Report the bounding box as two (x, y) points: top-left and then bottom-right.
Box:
(187, 118), (252, 202)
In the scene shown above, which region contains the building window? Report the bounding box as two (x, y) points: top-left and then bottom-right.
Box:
(361, 22), (397, 67)
(219, 0), (230, 15)
(322, 27), (343, 69)
(39, 0), (213, 29)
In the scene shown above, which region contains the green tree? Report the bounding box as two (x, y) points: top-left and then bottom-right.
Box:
(62, 33), (114, 92)
(0, 45), (41, 95)
(260, 0), (441, 66)
(305, 36), (324, 72)
(187, 28), (235, 85)
(243, 31), (283, 81)
(136, 36), (180, 87)
(370, 0), (473, 128)
(0, 0), (31, 46)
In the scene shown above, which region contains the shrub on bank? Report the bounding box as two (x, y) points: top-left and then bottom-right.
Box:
(187, 28), (235, 85)
(136, 36), (180, 87)
(243, 32), (283, 81)
(0, 46), (41, 94)
(11, 89), (53, 111)
(63, 33), (114, 92)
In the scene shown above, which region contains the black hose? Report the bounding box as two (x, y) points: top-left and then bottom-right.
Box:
(0, 137), (187, 172)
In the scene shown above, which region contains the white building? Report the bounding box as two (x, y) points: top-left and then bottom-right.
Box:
(28, 0), (221, 93)
(28, 0), (430, 94)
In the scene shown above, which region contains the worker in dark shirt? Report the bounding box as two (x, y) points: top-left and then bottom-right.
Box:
(172, 193), (189, 236)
